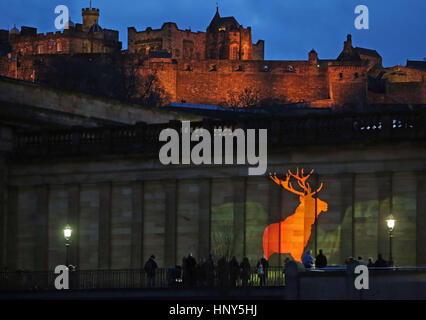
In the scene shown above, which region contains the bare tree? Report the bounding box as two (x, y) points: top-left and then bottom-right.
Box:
(226, 87), (261, 108)
(211, 221), (234, 261)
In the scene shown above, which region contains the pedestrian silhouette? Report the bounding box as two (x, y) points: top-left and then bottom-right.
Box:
(257, 255), (269, 286)
(240, 257), (251, 287)
(302, 249), (314, 269)
(144, 255), (158, 287)
(315, 249), (327, 268)
(229, 256), (240, 287)
(374, 253), (388, 267)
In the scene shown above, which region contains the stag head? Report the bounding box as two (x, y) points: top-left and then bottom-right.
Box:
(269, 168), (324, 199)
(270, 168), (327, 217)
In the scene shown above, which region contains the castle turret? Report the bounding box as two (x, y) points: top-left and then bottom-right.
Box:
(343, 34), (353, 53)
(82, 7), (100, 32)
(309, 49), (318, 65)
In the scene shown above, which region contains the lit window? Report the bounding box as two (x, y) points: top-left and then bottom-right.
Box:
(57, 42), (62, 52)
(38, 45), (44, 54)
(232, 46), (238, 60)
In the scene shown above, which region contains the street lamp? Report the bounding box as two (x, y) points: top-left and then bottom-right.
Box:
(386, 215), (395, 267)
(63, 225), (72, 267)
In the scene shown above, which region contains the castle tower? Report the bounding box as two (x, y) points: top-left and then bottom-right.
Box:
(82, 4), (100, 32)
(309, 49), (318, 65)
(205, 6), (254, 60)
(343, 34), (353, 53)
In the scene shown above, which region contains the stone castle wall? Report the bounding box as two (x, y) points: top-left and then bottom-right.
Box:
(1, 53), (425, 107)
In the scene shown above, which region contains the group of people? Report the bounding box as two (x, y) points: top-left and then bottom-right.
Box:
(301, 249), (328, 269)
(145, 253), (270, 287)
(345, 253), (389, 268)
(144, 250), (392, 287)
(300, 249), (391, 269)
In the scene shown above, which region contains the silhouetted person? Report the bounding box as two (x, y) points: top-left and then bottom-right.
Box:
(240, 257), (251, 287)
(374, 254), (388, 267)
(357, 256), (367, 266)
(167, 265), (182, 287)
(302, 250), (314, 269)
(257, 255), (269, 286)
(367, 257), (374, 268)
(205, 254), (215, 286)
(217, 256), (229, 287)
(229, 256), (240, 287)
(144, 255), (158, 287)
(345, 256), (355, 265)
(315, 249), (327, 268)
(197, 258), (207, 287)
(185, 253), (197, 287)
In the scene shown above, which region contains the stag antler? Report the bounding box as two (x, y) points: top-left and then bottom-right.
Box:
(269, 168), (323, 197)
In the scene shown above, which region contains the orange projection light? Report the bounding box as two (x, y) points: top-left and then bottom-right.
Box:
(264, 169), (328, 262)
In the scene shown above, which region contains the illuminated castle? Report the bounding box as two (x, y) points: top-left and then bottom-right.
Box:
(0, 4), (425, 107)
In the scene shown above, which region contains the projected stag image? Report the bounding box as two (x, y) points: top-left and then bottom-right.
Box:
(265, 169), (328, 262)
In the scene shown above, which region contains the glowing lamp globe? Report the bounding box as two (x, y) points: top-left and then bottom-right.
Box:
(64, 225), (72, 241)
(386, 216), (395, 232)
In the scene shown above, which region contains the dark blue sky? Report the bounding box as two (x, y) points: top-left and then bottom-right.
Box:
(1, 0), (425, 67)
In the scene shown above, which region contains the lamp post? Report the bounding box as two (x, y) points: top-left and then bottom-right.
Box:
(386, 216), (395, 267)
(63, 225), (72, 267)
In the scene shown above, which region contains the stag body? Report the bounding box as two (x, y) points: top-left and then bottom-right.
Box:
(263, 169), (328, 262)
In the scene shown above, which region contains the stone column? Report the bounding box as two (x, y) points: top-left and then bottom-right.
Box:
(416, 171), (426, 266)
(339, 173), (355, 261)
(164, 180), (177, 267)
(131, 181), (144, 269)
(377, 172), (392, 257)
(198, 179), (211, 258)
(68, 184), (80, 268)
(6, 186), (18, 271)
(268, 178), (282, 265)
(232, 178), (246, 259)
(34, 185), (49, 271)
(98, 182), (112, 269)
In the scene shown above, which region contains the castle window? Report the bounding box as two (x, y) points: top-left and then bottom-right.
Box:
(235, 65), (243, 72)
(339, 73), (343, 79)
(38, 45), (44, 54)
(185, 64), (192, 71)
(218, 27), (226, 32)
(210, 65), (217, 71)
(57, 42), (62, 52)
(288, 66), (294, 72)
(355, 72), (359, 78)
(231, 46), (238, 60)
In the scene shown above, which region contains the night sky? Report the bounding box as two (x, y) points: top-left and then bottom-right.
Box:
(1, 0), (425, 67)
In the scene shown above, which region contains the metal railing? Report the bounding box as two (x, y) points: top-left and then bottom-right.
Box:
(2, 266), (426, 292)
(0, 267), (286, 292)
